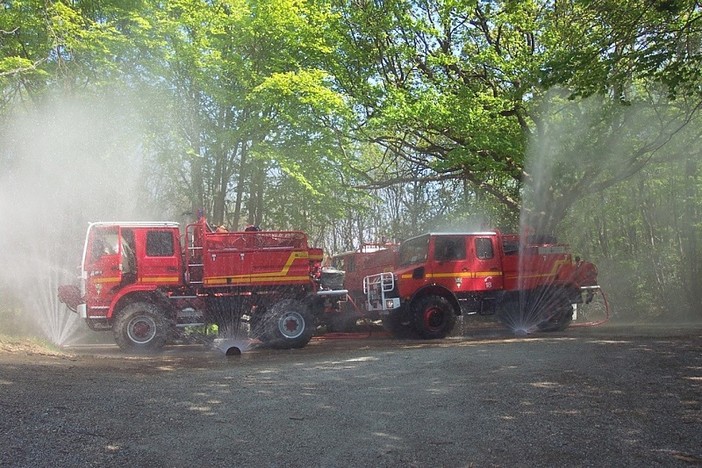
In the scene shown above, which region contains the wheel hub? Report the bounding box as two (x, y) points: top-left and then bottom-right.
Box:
(278, 312), (305, 339)
(284, 318), (299, 333)
(127, 317), (157, 344)
(424, 307), (444, 331)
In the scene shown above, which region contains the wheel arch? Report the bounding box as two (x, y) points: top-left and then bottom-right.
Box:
(110, 288), (171, 321)
(410, 284), (461, 315)
(112, 300), (171, 352)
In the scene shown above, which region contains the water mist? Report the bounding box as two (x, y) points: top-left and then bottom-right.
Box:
(0, 94), (152, 345)
(510, 91), (614, 333)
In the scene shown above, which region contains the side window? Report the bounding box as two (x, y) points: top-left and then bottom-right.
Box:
(90, 227), (119, 262)
(435, 236), (466, 261)
(475, 238), (494, 260)
(120, 229), (136, 275)
(399, 235), (429, 266)
(503, 239), (519, 255)
(146, 231), (174, 257)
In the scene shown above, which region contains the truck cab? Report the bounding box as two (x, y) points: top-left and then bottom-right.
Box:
(366, 233), (503, 308)
(76, 222), (183, 326)
(395, 233), (504, 297)
(364, 232), (505, 339)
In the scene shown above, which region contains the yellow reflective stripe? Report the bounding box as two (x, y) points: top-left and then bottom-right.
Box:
(401, 271), (504, 280)
(204, 275), (309, 285)
(250, 251), (309, 278)
(139, 276), (180, 283)
(504, 259), (569, 280)
(206, 251), (310, 283)
(473, 271), (501, 278)
(92, 277), (120, 284)
(428, 271), (503, 279)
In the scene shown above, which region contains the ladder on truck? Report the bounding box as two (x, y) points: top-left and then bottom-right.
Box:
(184, 222), (204, 285)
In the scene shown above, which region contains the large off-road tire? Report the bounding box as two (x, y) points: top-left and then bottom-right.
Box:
(536, 289), (574, 332)
(113, 302), (170, 353)
(262, 299), (314, 349)
(537, 304), (573, 332)
(412, 295), (457, 339)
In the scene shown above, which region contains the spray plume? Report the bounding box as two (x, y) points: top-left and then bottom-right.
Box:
(0, 93), (151, 345)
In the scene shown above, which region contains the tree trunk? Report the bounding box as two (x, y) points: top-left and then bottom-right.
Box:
(211, 154), (228, 226)
(186, 90), (205, 219)
(638, 178), (666, 306)
(681, 157), (700, 318)
(247, 161), (266, 227)
(232, 140), (247, 229)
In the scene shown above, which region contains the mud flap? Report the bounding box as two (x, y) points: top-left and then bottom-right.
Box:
(58, 285), (83, 312)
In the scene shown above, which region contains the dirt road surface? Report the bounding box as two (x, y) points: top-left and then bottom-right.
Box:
(1, 324), (701, 467)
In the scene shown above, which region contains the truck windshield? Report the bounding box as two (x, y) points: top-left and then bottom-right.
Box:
(398, 235), (429, 267)
(89, 227), (120, 262)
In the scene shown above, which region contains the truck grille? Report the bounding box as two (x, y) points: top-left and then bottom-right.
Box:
(363, 272), (396, 311)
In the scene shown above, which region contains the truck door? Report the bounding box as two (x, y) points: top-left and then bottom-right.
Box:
(84, 226), (122, 315)
(468, 236), (504, 291)
(137, 229), (182, 286)
(429, 235), (468, 292)
(429, 235), (504, 292)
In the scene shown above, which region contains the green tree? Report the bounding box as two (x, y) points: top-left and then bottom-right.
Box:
(327, 0), (702, 235)
(148, 0), (361, 233)
(1, 0), (162, 102)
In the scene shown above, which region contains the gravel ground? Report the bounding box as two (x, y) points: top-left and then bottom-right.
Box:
(1, 323), (701, 467)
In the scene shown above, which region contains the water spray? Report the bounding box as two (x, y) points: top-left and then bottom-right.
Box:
(212, 337), (252, 357)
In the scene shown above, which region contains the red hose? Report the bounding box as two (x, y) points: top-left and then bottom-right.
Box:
(570, 288), (611, 328)
(313, 331), (390, 340)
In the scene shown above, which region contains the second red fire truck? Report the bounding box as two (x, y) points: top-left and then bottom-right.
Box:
(362, 231), (598, 339)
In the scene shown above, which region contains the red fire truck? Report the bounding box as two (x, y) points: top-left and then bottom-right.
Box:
(58, 217), (345, 351)
(363, 231), (598, 339)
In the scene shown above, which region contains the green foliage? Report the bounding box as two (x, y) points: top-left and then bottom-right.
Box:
(327, 0), (549, 217)
(539, 0), (702, 99)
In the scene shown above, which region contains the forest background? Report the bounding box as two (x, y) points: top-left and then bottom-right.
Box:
(1, 0), (701, 338)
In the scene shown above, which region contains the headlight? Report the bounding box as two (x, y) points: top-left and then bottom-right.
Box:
(385, 298), (400, 309)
